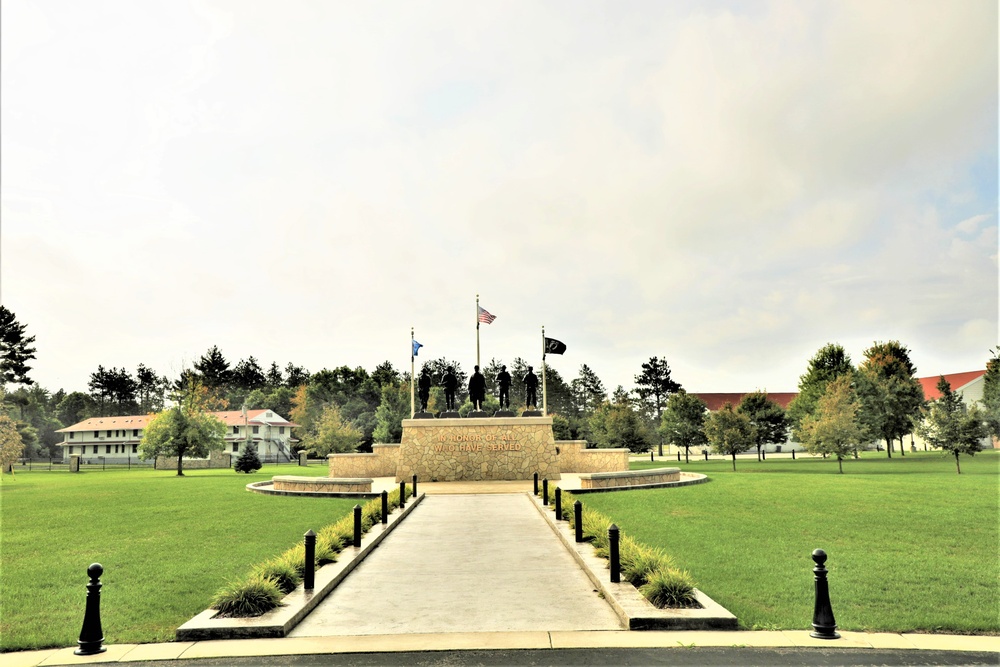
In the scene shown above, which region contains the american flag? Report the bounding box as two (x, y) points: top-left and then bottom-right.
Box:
(477, 305), (496, 324)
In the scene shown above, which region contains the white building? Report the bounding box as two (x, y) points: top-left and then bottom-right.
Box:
(57, 409), (299, 463)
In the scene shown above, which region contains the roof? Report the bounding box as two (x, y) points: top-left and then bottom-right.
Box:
(692, 392), (798, 411)
(58, 409), (299, 433)
(917, 370), (986, 401)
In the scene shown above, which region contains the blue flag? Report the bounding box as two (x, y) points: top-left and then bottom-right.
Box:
(412, 340), (423, 357)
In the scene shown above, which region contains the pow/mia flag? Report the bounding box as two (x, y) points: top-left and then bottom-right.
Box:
(544, 337), (566, 355)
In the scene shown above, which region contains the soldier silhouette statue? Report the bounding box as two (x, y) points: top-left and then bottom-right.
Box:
(496, 364), (512, 409)
(523, 366), (539, 409)
(442, 366), (458, 411)
(417, 368), (431, 412)
(469, 365), (486, 411)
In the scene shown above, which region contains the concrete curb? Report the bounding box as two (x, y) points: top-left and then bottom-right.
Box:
(529, 492), (738, 630)
(175, 493), (426, 641)
(571, 472), (709, 494)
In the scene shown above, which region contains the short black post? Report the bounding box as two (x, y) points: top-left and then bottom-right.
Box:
(304, 530), (316, 590)
(810, 549), (840, 639)
(608, 524), (620, 583)
(574, 501), (583, 543)
(704, 449), (709, 461)
(554, 487), (562, 520)
(543, 478), (549, 505)
(792, 450), (796, 460)
(353, 504), (362, 548)
(381, 490), (388, 524)
(762, 449), (766, 461)
(412, 474), (417, 497)
(677, 451), (681, 462)
(75, 563), (106, 656)
(533, 472), (539, 495)
(399, 480), (406, 508)
(650, 450), (654, 462)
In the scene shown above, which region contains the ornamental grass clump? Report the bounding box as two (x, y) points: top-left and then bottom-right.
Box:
(639, 567), (698, 608)
(619, 536), (674, 588)
(252, 558), (300, 595)
(211, 573), (283, 617)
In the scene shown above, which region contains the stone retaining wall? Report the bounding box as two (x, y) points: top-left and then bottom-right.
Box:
(272, 476), (372, 493)
(398, 417), (559, 481)
(328, 444), (399, 478)
(557, 440), (630, 473)
(579, 467), (681, 489)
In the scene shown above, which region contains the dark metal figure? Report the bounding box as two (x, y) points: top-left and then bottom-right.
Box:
(417, 368), (431, 412)
(524, 366), (539, 408)
(469, 365), (486, 411)
(497, 365), (512, 409)
(443, 367), (458, 410)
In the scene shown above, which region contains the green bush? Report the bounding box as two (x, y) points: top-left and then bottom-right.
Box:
(639, 568), (698, 608)
(211, 573), (283, 617)
(233, 443), (262, 474)
(620, 536), (674, 588)
(252, 559), (300, 594)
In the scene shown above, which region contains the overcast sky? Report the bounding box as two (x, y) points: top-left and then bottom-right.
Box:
(1, 0), (997, 398)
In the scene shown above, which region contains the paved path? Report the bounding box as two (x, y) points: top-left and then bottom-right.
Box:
(289, 493), (622, 636)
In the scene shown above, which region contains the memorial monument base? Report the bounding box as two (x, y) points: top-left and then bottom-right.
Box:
(397, 416), (559, 482)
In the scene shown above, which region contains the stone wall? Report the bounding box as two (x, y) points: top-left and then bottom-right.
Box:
(579, 467), (681, 489)
(557, 440), (630, 473)
(155, 449), (231, 471)
(273, 476), (372, 493)
(397, 417), (559, 481)
(328, 444), (399, 478)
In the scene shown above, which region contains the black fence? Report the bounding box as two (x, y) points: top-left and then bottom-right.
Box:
(12, 457), (314, 472)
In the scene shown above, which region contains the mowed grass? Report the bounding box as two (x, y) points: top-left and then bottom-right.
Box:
(579, 450), (999, 633)
(0, 464), (355, 651)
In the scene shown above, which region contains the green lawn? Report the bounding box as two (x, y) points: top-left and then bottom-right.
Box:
(578, 450), (999, 633)
(0, 463), (355, 651)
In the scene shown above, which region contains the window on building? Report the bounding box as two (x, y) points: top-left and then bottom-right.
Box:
(233, 443), (239, 452)
(69, 446), (74, 454)
(133, 429), (139, 437)
(107, 430), (112, 437)
(279, 426), (285, 435)
(233, 426), (239, 434)
(132, 444), (138, 453)
(94, 430), (99, 438)
(252, 426), (260, 434)
(69, 432), (75, 439)
(106, 445), (111, 454)
(93, 445), (98, 454)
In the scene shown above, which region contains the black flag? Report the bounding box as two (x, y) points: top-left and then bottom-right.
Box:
(544, 337), (566, 355)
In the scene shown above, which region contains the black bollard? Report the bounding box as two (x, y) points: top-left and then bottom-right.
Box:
(609, 524), (620, 583)
(650, 450), (654, 462)
(381, 490), (388, 524)
(412, 474), (418, 498)
(304, 530), (316, 590)
(76, 563), (106, 656)
(353, 504), (362, 548)
(677, 451), (681, 462)
(533, 472), (539, 495)
(704, 449), (708, 461)
(792, 450), (796, 460)
(399, 480), (406, 508)
(574, 501), (583, 543)
(810, 549), (840, 639)
(554, 487), (562, 520)
(762, 449), (766, 461)
(543, 478), (549, 506)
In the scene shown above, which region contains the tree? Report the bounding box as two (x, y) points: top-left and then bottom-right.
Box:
(234, 442), (262, 474)
(705, 403), (756, 471)
(57, 391), (96, 425)
(799, 376), (865, 473)
(371, 361), (400, 388)
(0, 414), (25, 476)
(588, 399), (651, 453)
(855, 341), (924, 458)
(736, 391), (789, 461)
(139, 381), (227, 476)
(265, 362), (284, 388)
(421, 358), (468, 406)
(136, 364), (168, 413)
(659, 391), (708, 463)
(284, 363), (310, 388)
(372, 382), (410, 443)
(232, 356), (266, 392)
(302, 403), (362, 455)
(571, 364), (607, 416)
(787, 343), (854, 443)
(634, 357), (682, 455)
(194, 345), (232, 390)
(915, 376), (988, 474)
(0, 306), (37, 387)
(982, 347), (1000, 441)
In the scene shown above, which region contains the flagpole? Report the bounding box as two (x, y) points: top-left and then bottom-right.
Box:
(410, 327), (415, 418)
(541, 326), (547, 415)
(476, 294), (481, 369)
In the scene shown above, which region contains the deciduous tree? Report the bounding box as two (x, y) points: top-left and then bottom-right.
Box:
(138, 381), (227, 476)
(659, 391), (708, 463)
(915, 376), (988, 474)
(787, 343), (854, 443)
(302, 403), (362, 455)
(856, 341), (924, 458)
(982, 347), (1000, 441)
(736, 391), (789, 461)
(0, 413), (25, 475)
(705, 403), (756, 471)
(799, 376), (865, 473)
(588, 398), (651, 453)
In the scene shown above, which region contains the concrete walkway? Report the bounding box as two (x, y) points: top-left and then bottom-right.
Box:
(289, 493), (622, 636)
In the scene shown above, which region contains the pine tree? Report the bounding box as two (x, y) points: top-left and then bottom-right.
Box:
(0, 307), (36, 387)
(234, 442), (262, 473)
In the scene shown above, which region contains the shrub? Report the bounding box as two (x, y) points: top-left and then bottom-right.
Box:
(639, 568), (698, 608)
(252, 558), (300, 594)
(620, 536), (673, 588)
(233, 443), (262, 474)
(318, 518), (353, 552)
(211, 573), (283, 617)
